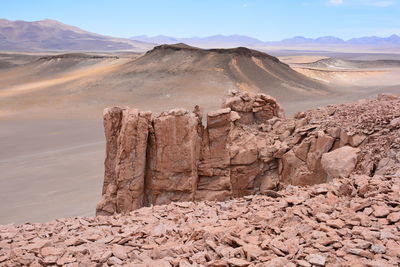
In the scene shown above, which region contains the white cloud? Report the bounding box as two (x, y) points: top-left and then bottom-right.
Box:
(329, 0), (344, 5)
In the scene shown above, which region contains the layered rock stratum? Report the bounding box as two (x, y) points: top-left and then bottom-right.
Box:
(0, 92), (399, 266)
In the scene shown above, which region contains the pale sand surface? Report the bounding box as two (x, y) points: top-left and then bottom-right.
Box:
(0, 118), (104, 224)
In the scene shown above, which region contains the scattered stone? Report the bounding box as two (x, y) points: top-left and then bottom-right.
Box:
(307, 253), (326, 266)
(112, 244), (127, 260)
(370, 244), (386, 254)
(372, 205), (390, 218)
(227, 258), (251, 267)
(387, 212), (400, 223)
(346, 248), (373, 259)
(297, 259), (312, 267)
(326, 219), (345, 228)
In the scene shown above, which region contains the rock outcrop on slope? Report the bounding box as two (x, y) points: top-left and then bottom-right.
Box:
(96, 92), (400, 216)
(1, 173), (399, 266)
(96, 92), (286, 215)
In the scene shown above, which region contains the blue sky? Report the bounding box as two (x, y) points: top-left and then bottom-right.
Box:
(1, 0), (399, 40)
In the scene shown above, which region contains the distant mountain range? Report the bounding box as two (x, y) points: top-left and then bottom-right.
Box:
(131, 34), (400, 48)
(130, 34), (266, 47)
(0, 19), (154, 52)
(0, 19), (399, 52)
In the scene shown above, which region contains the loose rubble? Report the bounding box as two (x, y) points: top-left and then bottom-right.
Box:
(1, 173), (399, 266)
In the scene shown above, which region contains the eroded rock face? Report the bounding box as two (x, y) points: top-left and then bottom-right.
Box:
(96, 108), (151, 215)
(145, 109), (202, 205)
(97, 92), (400, 215)
(196, 108), (232, 201)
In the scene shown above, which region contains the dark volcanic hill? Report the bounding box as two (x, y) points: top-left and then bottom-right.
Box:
(0, 19), (154, 52)
(107, 44), (331, 103)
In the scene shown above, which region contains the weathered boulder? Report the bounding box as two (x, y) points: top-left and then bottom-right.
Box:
(222, 91), (284, 124)
(321, 146), (359, 180)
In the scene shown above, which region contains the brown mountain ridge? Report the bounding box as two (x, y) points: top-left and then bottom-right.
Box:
(0, 19), (154, 52)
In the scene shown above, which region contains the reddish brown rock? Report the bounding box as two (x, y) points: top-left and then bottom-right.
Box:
(196, 108), (232, 201)
(96, 108), (151, 215)
(306, 133), (334, 171)
(96, 107), (124, 215)
(222, 91), (284, 124)
(145, 109), (202, 205)
(321, 146), (359, 180)
(294, 138), (311, 162)
(388, 212), (400, 223)
(281, 150), (318, 186)
(349, 134), (367, 147)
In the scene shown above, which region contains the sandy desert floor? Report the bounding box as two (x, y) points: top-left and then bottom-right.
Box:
(0, 49), (399, 224)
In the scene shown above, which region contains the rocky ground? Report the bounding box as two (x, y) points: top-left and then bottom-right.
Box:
(1, 94), (399, 266)
(0, 173), (399, 266)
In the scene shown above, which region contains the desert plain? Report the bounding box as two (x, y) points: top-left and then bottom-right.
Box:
(0, 45), (400, 224)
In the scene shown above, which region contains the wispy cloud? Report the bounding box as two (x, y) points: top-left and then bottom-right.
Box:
(329, 0), (344, 4)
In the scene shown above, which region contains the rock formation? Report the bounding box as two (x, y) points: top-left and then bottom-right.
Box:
(97, 92), (400, 215)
